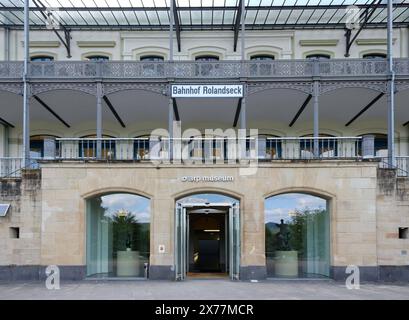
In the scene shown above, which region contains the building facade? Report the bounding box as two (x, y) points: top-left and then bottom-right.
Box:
(0, 1), (409, 282)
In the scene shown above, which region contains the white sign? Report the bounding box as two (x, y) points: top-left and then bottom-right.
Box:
(181, 176), (234, 182)
(171, 85), (243, 98)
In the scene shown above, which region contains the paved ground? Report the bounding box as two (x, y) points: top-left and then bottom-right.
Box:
(0, 280), (408, 300)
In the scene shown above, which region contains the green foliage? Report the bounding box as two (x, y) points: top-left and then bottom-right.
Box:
(110, 210), (140, 252)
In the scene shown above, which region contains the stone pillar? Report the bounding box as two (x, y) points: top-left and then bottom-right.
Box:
(362, 135), (375, 158)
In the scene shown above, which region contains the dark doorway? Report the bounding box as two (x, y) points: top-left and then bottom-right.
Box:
(187, 209), (228, 278)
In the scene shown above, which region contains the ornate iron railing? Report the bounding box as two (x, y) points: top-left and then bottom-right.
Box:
(1, 59), (407, 80)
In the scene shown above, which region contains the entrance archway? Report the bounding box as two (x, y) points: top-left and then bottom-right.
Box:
(175, 193), (240, 280)
(265, 193), (330, 278)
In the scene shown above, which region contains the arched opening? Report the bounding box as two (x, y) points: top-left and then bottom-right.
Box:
(362, 53), (387, 59)
(30, 134), (60, 158)
(175, 192), (240, 280)
(195, 55), (220, 61)
(30, 55), (54, 62)
(84, 55), (110, 61)
(140, 55), (164, 61)
(79, 134), (116, 159)
(265, 193), (330, 278)
(305, 53), (331, 60)
(250, 54), (275, 61)
(300, 133), (337, 159)
(86, 192), (151, 279)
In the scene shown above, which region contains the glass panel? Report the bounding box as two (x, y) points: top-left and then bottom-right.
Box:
(86, 193), (151, 278)
(265, 193), (330, 278)
(229, 203), (240, 280)
(175, 204), (186, 280)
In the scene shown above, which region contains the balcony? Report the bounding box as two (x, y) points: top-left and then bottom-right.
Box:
(0, 59), (408, 80)
(2, 137), (409, 178)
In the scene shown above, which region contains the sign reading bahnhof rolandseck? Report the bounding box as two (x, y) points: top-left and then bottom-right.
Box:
(171, 84), (243, 98)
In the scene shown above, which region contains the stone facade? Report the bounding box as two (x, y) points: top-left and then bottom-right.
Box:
(1, 161), (407, 281)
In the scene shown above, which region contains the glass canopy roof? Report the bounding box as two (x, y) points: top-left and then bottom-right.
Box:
(0, 0), (408, 30)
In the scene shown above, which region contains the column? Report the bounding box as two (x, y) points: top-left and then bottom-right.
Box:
(312, 59), (320, 158)
(168, 98), (174, 161)
(241, 0), (246, 61)
(96, 82), (103, 158)
(387, 0), (396, 168)
(22, 0), (30, 166)
(313, 80), (320, 157)
(240, 95), (247, 160)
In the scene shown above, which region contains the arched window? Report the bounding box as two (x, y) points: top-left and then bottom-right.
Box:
(140, 55), (164, 62)
(79, 134), (116, 159)
(300, 134), (337, 159)
(306, 53), (331, 60)
(265, 193), (330, 278)
(86, 193), (150, 278)
(30, 134), (59, 158)
(30, 55), (54, 62)
(195, 55), (220, 61)
(85, 55), (110, 61)
(250, 54), (275, 61)
(363, 53), (387, 59)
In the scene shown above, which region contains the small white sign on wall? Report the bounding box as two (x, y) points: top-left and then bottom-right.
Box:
(159, 244), (166, 254)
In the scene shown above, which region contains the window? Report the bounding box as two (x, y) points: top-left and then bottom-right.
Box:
(195, 55), (220, 61)
(85, 55), (110, 61)
(30, 135), (59, 158)
(265, 193), (330, 278)
(250, 55), (275, 61)
(9, 227), (19, 239)
(363, 53), (387, 59)
(306, 54), (331, 60)
(399, 227), (408, 239)
(30, 55), (54, 62)
(79, 135), (116, 159)
(140, 55), (164, 62)
(86, 193), (151, 278)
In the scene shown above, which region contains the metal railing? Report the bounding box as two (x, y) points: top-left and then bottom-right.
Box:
(1, 59), (406, 80)
(0, 157), (24, 178)
(378, 156), (409, 177)
(3, 143), (409, 178)
(54, 137), (363, 162)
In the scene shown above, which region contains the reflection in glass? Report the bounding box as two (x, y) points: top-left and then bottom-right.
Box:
(265, 193), (330, 278)
(86, 193), (150, 278)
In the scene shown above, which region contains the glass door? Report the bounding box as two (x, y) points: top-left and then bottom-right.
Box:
(175, 203), (187, 280)
(229, 203), (240, 280)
